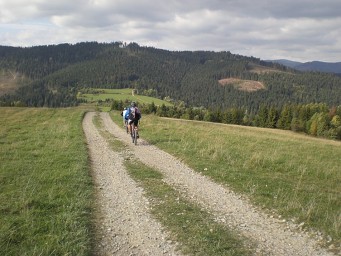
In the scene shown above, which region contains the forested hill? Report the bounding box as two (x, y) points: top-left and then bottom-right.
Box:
(1, 41), (341, 110)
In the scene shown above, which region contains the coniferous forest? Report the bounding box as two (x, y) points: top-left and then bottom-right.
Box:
(1, 41), (341, 139)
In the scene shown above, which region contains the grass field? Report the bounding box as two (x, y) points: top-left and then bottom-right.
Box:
(78, 88), (173, 106)
(111, 111), (341, 248)
(0, 107), (93, 255)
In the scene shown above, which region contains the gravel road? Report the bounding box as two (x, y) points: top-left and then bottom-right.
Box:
(83, 111), (336, 256)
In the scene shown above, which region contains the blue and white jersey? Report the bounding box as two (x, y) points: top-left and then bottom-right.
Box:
(123, 109), (128, 120)
(124, 107), (132, 120)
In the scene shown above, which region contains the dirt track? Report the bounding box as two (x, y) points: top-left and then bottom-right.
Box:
(83, 111), (334, 256)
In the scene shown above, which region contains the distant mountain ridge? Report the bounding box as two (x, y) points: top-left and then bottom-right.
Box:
(1, 42), (341, 109)
(266, 59), (341, 75)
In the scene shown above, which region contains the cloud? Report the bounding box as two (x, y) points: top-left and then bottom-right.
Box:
(0, 0), (340, 62)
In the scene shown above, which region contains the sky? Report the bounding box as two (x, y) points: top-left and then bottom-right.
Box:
(0, 0), (340, 63)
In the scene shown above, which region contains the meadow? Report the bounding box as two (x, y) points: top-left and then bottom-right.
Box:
(0, 107), (93, 255)
(78, 88), (173, 106)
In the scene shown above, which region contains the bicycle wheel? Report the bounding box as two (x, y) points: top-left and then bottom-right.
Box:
(134, 128), (137, 145)
(131, 129), (135, 143)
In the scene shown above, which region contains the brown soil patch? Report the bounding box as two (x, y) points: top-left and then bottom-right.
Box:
(218, 78), (265, 92)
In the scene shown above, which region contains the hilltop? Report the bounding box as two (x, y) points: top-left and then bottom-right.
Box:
(266, 59), (341, 75)
(1, 42), (341, 110)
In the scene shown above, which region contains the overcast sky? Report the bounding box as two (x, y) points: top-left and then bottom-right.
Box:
(1, 0), (340, 62)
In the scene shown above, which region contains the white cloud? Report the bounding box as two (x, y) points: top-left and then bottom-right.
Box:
(0, 0), (340, 62)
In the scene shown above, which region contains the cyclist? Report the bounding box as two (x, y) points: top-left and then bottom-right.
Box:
(125, 101), (141, 137)
(122, 107), (128, 128)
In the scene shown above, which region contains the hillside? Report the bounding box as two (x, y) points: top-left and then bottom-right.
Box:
(1, 42), (341, 110)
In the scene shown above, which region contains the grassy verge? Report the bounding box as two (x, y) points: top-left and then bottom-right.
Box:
(109, 111), (341, 247)
(0, 107), (93, 255)
(97, 121), (252, 255)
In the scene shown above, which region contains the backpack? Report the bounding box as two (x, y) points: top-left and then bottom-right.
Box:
(135, 107), (141, 120)
(129, 107), (141, 120)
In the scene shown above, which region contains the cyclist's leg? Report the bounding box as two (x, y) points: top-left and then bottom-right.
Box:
(134, 119), (139, 138)
(124, 119), (128, 133)
(128, 119), (133, 134)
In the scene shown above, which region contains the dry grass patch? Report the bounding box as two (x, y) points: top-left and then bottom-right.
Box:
(248, 63), (278, 74)
(247, 63), (291, 74)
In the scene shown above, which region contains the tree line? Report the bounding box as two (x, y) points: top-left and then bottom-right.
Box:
(111, 99), (341, 140)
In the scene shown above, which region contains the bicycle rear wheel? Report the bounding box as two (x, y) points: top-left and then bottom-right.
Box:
(131, 129), (135, 143)
(133, 128), (138, 145)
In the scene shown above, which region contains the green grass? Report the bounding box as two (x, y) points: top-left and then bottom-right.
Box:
(78, 88), (173, 106)
(109, 111), (341, 247)
(0, 107), (93, 255)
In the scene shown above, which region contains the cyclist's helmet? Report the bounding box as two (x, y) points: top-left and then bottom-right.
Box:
(131, 101), (136, 107)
